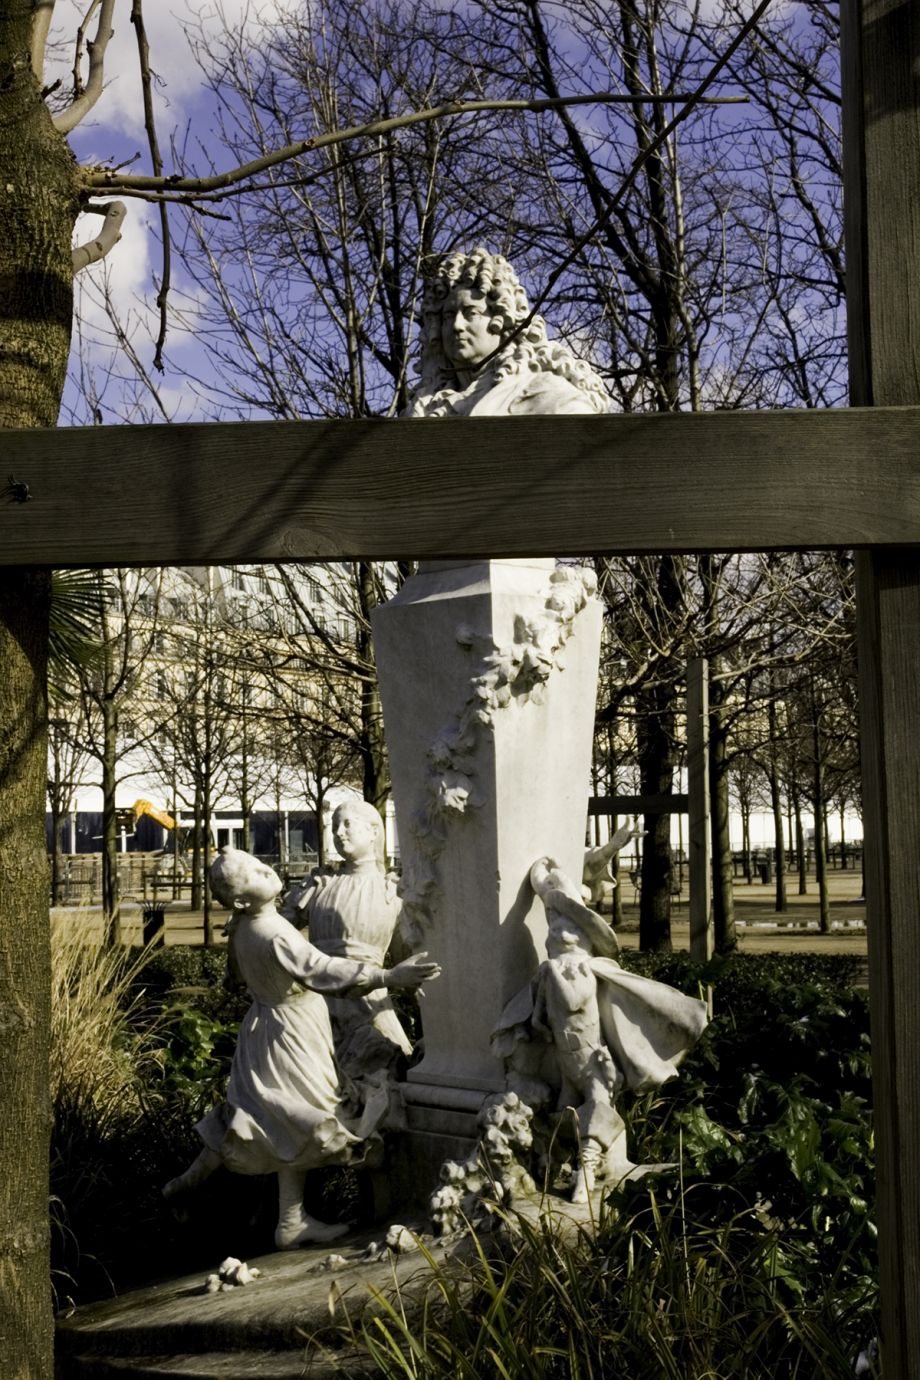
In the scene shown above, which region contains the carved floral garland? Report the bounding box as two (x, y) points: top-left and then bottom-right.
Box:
(399, 564), (597, 943)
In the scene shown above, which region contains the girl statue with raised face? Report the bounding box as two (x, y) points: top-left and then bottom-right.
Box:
(163, 847), (438, 1249)
(403, 248), (610, 419)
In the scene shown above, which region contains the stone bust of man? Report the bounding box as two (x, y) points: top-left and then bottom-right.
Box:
(403, 248), (610, 418)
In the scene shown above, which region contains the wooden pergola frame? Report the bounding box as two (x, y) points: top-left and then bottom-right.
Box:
(1, 2), (917, 1371)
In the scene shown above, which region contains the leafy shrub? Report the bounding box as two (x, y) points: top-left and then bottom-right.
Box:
(327, 952), (878, 1378)
(616, 952), (875, 1303)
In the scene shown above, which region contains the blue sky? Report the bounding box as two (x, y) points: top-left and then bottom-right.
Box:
(50, 1), (282, 423)
(51, 0), (821, 424)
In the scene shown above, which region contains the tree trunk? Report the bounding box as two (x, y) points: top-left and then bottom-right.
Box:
(0, 38), (80, 1359)
(101, 695), (120, 946)
(610, 837), (625, 929)
(202, 755), (213, 947)
(741, 801), (752, 883)
(0, 571), (54, 1378)
(190, 784), (203, 912)
(768, 698), (787, 912)
(708, 689), (736, 953)
(636, 557), (682, 952)
(315, 781), (327, 867)
(239, 723), (252, 853)
(50, 808), (63, 906)
(792, 780), (808, 894)
(356, 562), (389, 812)
(0, 23), (80, 432)
(637, 680), (674, 952)
(769, 765), (788, 913)
(812, 712), (831, 933)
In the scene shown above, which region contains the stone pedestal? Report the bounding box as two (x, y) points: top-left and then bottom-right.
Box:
(372, 559), (602, 1115)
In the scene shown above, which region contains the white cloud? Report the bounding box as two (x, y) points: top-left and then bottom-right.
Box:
(44, 1), (281, 143)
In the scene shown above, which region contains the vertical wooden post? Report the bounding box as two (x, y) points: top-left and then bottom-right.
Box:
(842, 4), (920, 1372)
(687, 657), (712, 961)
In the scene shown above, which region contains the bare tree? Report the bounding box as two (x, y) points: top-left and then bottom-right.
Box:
(73, 570), (165, 944)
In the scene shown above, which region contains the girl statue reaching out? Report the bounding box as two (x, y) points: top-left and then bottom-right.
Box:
(163, 847), (439, 1249)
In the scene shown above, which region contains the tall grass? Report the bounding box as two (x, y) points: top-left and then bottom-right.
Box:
(50, 915), (157, 1113)
(50, 917), (167, 1303)
(328, 1196), (878, 1379)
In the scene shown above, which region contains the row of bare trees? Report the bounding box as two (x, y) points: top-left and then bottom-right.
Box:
(47, 564), (388, 943)
(60, 0), (848, 953)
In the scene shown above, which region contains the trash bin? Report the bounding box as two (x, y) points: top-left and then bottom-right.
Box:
(142, 904), (165, 947)
(759, 861), (772, 884)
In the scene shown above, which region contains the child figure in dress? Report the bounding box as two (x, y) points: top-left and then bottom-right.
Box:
(282, 800), (411, 1079)
(163, 847), (439, 1249)
(493, 857), (707, 1202)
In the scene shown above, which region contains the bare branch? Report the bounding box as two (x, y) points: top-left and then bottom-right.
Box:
(30, 0), (55, 83)
(474, 0), (775, 374)
(54, 0), (116, 135)
(71, 200), (126, 274)
(129, 0), (170, 370)
(81, 90), (746, 198)
(72, 0), (101, 100)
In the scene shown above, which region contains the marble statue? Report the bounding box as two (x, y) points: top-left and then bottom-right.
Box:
(492, 858), (708, 1202)
(281, 800), (412, 1080)
(373, 248), (610, 1122)
(429, 1092), (536, 1237)
(163, 847), (439, 1250)
(582, 821), (646, 906)
(403, 247), (610, 419)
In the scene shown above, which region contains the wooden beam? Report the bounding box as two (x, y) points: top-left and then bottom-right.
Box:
(843, 2), (920, 1374)
(588, 793), (688, 815)
(3, 406), (920, 565)
(686, 657), (713, 962)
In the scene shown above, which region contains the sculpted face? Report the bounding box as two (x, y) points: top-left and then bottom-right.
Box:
(333, 804), (378, 865)
(214, 850), (282, 911)
(546, 911), (587, 956)
(441, 287), (497, 372)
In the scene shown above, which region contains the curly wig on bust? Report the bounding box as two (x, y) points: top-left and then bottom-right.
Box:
(406, 248), (609, 416)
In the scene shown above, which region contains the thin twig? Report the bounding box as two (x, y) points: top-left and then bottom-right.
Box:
(72, 0), (101, 100)
(130, 0), (171, 370)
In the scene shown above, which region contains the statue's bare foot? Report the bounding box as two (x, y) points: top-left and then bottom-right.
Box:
(274, 1214), (349, 1250)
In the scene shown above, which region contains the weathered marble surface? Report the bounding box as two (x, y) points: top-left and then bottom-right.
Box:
(373, 560), (602, 1110)
(374, 249), (611, 1115)
(403, 247), (610, 418)
(493, 859), (709, 1200)
(164, 848), (438, 1250)
(282, 800), (413, 1080)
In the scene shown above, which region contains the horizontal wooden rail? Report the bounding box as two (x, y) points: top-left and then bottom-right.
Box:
(3, 407), (920, 565)
(588, 794), (689, 815)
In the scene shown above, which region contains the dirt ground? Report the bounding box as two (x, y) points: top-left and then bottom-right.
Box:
(53, 865), (868, 958)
